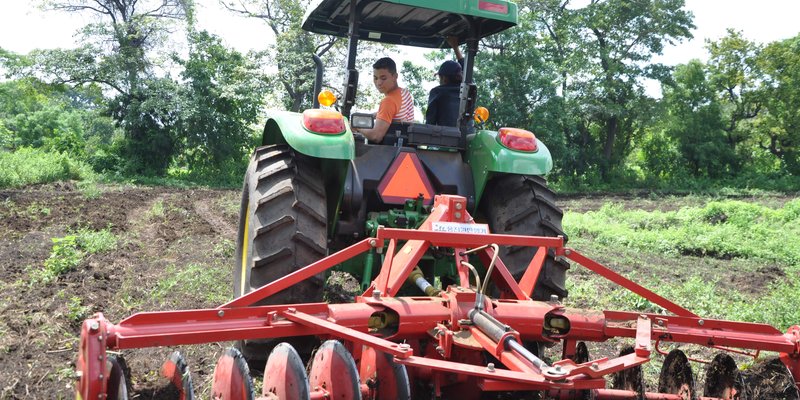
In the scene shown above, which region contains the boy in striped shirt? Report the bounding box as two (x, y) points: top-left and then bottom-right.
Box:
(353, 57), (415, 143)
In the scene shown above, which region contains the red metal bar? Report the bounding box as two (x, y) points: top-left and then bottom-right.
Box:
(781, 325), (800, 387)
(377, 227), (565, 249)
(222, 238), (373, 308)
(478, 246), (528, 300)
(395, 356), (603, 390)
(281, 309), (412, 358)
(518, 246), (547, 297)
(565, 249), (697, 317)
(654, 339), (760, 363)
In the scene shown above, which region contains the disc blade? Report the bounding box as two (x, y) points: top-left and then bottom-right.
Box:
(359, 346), (410, 400)
(741, 357), (800, 399)
(611, 346), (645, 398)
(658, 349), (694, 400)
(211, 347), (255, 400)
(704, 353), (741, 399)
(308, 340), (361, 400)
(263, 342), (311, 400)
(574, 342), (590, 363)
(161, 351), (195, 400)
(107, 355), (130, 400)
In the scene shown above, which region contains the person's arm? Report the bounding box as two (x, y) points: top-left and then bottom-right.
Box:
(357, 119), (391, 143)
(447, 36), (464, 62)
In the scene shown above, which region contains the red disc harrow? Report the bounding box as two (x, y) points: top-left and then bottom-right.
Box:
(74, 195), (800, 399)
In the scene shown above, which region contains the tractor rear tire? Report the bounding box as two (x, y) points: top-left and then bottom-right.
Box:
(480, 175), (568, 301)
(234, 145), (328, 365)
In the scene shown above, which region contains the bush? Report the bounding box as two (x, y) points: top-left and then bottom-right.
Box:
(0, 147), (95, 188)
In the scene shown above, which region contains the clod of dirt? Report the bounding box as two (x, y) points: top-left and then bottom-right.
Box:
(324, 271), (361, 303)
(741, 358), (800, 399)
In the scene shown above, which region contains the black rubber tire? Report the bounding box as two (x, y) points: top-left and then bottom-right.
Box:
(479, 174), (569, 301)
(234, 145), (328, 364)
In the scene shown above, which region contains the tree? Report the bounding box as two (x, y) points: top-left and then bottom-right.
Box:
(755, 34), (800, 174)
(34, 0), (193, 174)
(221, 0), (340, 111)
(175, 30), (268, 178)
(705, 29), (764, 159)
(658, 60), (735, 177)
(573, 0), (694, 179)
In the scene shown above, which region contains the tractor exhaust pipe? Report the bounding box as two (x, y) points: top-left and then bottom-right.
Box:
(312, 53), (323, 108)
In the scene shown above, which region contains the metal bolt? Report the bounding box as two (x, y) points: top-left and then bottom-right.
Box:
(435, 345), (444, 354)
(454, 211), (462, 219)
(549, 294), (560, 304)
(372, 290), (382, 300)
(217, 310), (225, 318)
(98, 374), (103, 380)
(369, 239), (376, 247)
(97, 355), (103, 360)
(455, 203), (463, 210)
(399, 343), (411, 351)
(97, 336), (102, 341)
(658, 320), (665, 326)
(89, 321), (99, 332)
(486, 363), (495, 372)
(698, 319), (704, 326)
(564, 249), (572, 256)
(591, 363), (599, 370)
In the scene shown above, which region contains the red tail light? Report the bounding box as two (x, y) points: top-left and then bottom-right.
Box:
(498, 127), (538, 152)
(303, 109), (345, 134)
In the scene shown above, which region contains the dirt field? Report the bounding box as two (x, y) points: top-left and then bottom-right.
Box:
(0, 184), (794, 399)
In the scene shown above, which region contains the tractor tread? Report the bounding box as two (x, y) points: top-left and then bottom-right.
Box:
(235, 145), (329, 366)
(480, 174), (569, 300)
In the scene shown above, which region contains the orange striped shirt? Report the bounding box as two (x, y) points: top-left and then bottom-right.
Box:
(376, 87), (415, 123)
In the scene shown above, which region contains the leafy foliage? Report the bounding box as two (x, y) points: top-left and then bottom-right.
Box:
(0, 148), (95, 188)
(565, 200), (800, 265)
(174, 30), (267, 181)
(31, 227), (117, 284)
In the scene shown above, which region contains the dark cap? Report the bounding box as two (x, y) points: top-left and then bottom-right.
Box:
(436, 60), (462, 76)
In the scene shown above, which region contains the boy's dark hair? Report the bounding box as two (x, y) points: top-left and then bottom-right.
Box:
(373, 57), (397, 74)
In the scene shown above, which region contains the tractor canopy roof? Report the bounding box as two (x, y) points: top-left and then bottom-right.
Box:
(302, 0), (518, 48)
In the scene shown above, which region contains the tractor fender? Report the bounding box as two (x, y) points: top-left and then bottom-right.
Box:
(261, 110), (355, 160)
(466, 129), (553, 203)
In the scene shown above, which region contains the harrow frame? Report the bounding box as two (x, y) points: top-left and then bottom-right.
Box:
(76, 195), (800, 399)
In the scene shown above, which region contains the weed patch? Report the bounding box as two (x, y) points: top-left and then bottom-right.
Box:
(29, 228), (118, 284)
(564, 200), (800, 265)
(151, 263), (229, 306)
(0, 147), (95, 188)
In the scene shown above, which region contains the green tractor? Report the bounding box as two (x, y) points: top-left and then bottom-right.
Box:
(234, 0), (568, 362)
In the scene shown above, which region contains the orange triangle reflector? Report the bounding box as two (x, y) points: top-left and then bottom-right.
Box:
(378, 152), (434, 205)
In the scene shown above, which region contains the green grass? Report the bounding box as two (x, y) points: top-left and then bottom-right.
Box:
(564, 200), (800, 330)
(564, 199), (800, 265)
(0, 147), (96, 188)
(29, 227), (117, 284)
(147, 199), (166, 219)
(151, 263), (229, 306)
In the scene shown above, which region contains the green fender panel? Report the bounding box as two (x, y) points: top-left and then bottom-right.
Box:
(466, 129), (554, 203)
(262, 110), (355, 160)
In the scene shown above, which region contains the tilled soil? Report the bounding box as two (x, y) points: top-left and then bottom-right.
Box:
(0, 184), (240, 399)
(0, 184), (795, 399)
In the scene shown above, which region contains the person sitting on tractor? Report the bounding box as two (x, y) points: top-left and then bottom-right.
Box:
(353, 57), (415, 143)
(426, 37), (464, 127)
